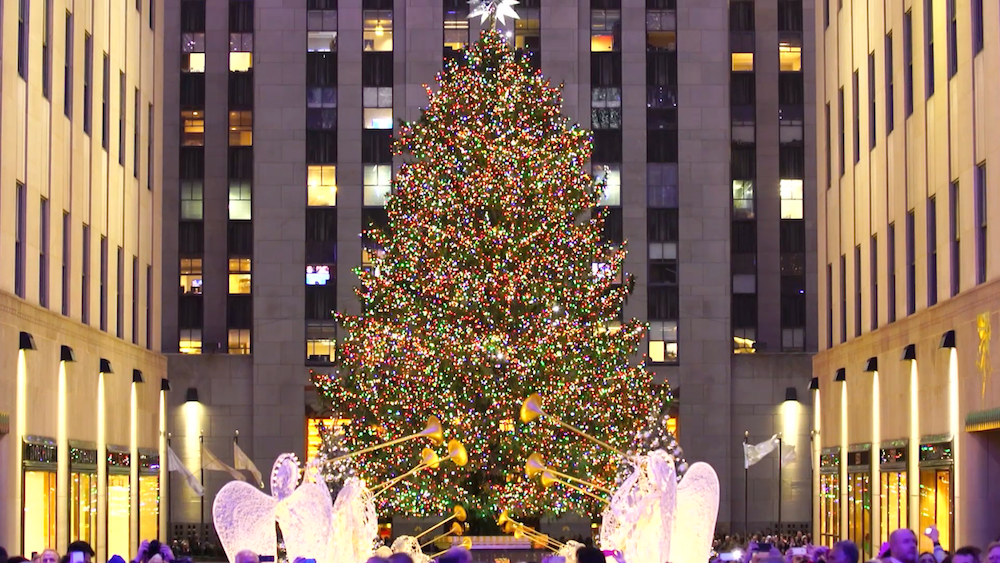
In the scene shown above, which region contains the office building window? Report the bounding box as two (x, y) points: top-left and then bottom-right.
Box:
(826, 263), (833, 348)
(904, 11), (913, 115)
(825, 103), (831, 188)
(18, 0), (28, 78)
(853, 70), (860, 163)
(40, 198), (50, 308)
(972, 0), (984, 54)
(779, 41), (802, 72)
(134, 88), (140, 176)
(228, 180), (252, 220)
(363, 10), (392, 51)
(308, 29), (338, 52)
(869, 53), (876, 149)
(780, 179), (804, 219)
(15, 183), (27, 298)
(594, 165), (621, 206)
(870, 235), (878, 330)
(148, 103), (154, 189)
(840, 254), (847, 342)
(100, 236), (108, 331)
(363, 164), (392, 206)
(854, 245), (862, 337)
(928, 197), (938, 306)
(733, 180), (754, 219)
(228, 329), (251, 355)
(732, 53), (754, 72)
(888, 222), (897, 322)
(116, 246), (124, 338)
(976, 163), (987, 284)
(591, 9), (620, 52)
(84, 34), (92, 133)
(82, 224), (90, 323)
(181, 110), (205, 146)
(838, 86), (845, 176)
(308, 86), (337, 131)
(65, 12), (72, 116)
(925, 0), (934, 97)
(592, 87), (622, 130)
(513, 1), (540, 68)
(146, 265), (152, 349)
(906, 210), (916, 314)
(180, 258), (202, 295)
(179, 329), (201, 354)
(119, 72), (126, 164)
(308, 165), (337, 207)
(362, 87), (392, 130)
(102, 54), (109, 149)
(229, 33), (253, 72)
(886, 33), (895, 132)
(444, 1), (470, 57)
(181, 181), (204, 220)
(647, 163), (678, 208)
(43, 0), (51, 96)
(648, 321), (678, 364)
(182, 0), (207, 71)
(228, 258), (251, 294)
(229, 111), (253, 146)
(950, 181), (960, 296)
(307, 322), (337, 363)
(132, 256), (139, 343)
(947, 0), (957, 77)
(62, 212), (71, 316)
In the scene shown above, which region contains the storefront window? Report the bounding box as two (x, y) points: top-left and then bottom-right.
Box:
(919, 468), (952, 552)
(139, 475), (159, 543)
(23, 470), (57, 555)
(847, 473), (872, 558)
(819, 474), (840, 547)
(879, 470), (908, 545)
(108, 474), (131, 558)
(71, 472), (99, 548)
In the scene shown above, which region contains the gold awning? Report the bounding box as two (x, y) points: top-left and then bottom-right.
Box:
(965, 408), (1000, 432)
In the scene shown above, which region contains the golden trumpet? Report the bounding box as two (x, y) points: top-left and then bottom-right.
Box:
(520, 394), (627, 457)
(419, 522), (465, 548)
(371, 440), (468, 496)
(324, 415), (444, 465)
(413, 505), (468, 540)
(430, 537), (472, 558)
(540, 471), (609, 505)
(525, 452), (613, 494)
(497, 511), (564, 551)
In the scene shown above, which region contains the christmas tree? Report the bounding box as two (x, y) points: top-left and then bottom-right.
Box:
(313, 17), (671, 519)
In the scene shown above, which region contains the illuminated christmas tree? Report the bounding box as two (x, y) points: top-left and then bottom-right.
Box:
(313, 18), (672, 519)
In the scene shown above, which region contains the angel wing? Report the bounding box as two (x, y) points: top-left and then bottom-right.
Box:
(330, 478), (379, 563)
(212, 481), (279, 563)
(600, 452), (676, 563)
(276, 479), (335, 563)
(668, 462), (720, 563)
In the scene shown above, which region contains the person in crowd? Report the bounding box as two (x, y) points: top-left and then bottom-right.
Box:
(387, 554), (413, 563)
(39, 550), (58, 563)
(66, 542), (93, 563)
(952, 546), (982, 563)
(576, 547), (606, 563)
(986, 543), (1000, 563)
(831, 541), (859, 563)
(364, 558), (389, 563)
(234, 550), (259, 563)
(886, 529), (919, 563)
(436, 547), (472, 563)
(7, 557), (28, 563)
(134, 540), (174, 563)
(541, 556), (566, 563)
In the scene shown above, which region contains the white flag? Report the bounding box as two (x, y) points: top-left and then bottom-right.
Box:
(167, 446), (205, 496)
(743, 434), (780, 469)
(780, 445), (797, 467)
(233, 441), (264, 488)
(202, 444), (246, 482)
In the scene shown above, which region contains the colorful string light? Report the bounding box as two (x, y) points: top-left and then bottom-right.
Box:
(313, 30), (674, 519)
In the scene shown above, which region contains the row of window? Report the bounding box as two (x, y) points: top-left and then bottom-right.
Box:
(827, 163), (988, 347)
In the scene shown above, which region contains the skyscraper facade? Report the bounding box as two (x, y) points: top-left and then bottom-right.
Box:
(162, 0), (816, 535)
(813, 0), (1000, 552)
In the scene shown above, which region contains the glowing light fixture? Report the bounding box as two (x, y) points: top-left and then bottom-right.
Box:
(161, 378), (172, 392)
(375, 20), (384, 36)
(19, 331), (37, 350)
(784, 387), (798, 403)
(132, 369), (145, 384)
(808, 377), (819, 390)
(864, 356), (878, 372)
(940, 330), (956, 349)
(835, 368), (846, 382)
(100, 358), (114, 373)
(901, 344), (916, 361)
(185, 387), (200, 403)
(60, 345), (76, 362)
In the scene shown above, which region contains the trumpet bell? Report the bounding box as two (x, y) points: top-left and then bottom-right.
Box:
(453, 505), (468, 522)
(520, 393), (545, 423)
(421, 415), (445, 446)
(447, 439), (469, 467)
(458, 537), (473, 550)
(525, 452), (545, 478)
(421, 448), (440, 469)
(497, 510), (512, 528)
(540, 470), (557, 488)
(449, 522), (464, 536)
(502, 521), (516, 534)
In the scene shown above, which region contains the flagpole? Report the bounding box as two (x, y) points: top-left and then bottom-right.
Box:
(777, 432), (783, 536)
(167, 433), (173, 541)
(199, 431), (205, 536)
(744, 430), (749, 537)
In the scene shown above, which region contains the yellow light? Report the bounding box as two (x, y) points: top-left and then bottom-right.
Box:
(375, 22), (384, 36)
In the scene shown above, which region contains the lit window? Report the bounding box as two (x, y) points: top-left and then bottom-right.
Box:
(306, 265), (332, 286)
(306, 417), (350, 461)
(228, 328), (250, 354)
(780, 179), (804, 219)
(229, 52), (252, 72)
(782, 327), (805, 351)
(181, 180), (204, 220)
(593, 164), (621, 206)
(22, 470), (57, 556)
(228, 258), (251, 294)
(180, 258), (202, 295)
(229, 180), (252, 220)
(229, 111), (252, 146)
(306, 322), (337, 363)
(229, 32), (253, 52)
(306, 9), (338, 33)
(646, 10), (676, 31)
(308, 31), (338, 52)
(182, 32), (205, 53)
(733, 328), (756, 353)
(363, 10), (392, 52)
(733, 180), (755, 219)
(179, 328), (202, 354)
(182, 53), (205, 73)
(181, 110), (204, 146)
(648, 321), (678, 363)
(732, 53), (754, 71)
(513, 8), (540, 51)
(364, 164), (392, 206)
(596, 320), (622, 334)
(364, 108), (392, 130)
(591, 10), (620, 51)
(363, 87), (392, 129)
(308, 87), (337, 108)
(591, 87), (622, 130)
(649, 242), (677, 260)
(647, 30), (676, 51)
(780, 43), (802, 71)
(444, 9), (470, 52)
(308, 165), (337, 207)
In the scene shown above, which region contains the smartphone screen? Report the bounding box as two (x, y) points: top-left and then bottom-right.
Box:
(70, 552), (85, 563)
(260, 557), (275, 562)
(721, 553), (737, 561)
(791, 548), (807, 556)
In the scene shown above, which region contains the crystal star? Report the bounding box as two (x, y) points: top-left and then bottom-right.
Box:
(468, 0), (521, 26)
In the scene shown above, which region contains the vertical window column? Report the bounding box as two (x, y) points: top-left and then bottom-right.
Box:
(62, 212), (71, 315)
(927, 197), (937, 306)
(40, 198), (50, 308)
(512, 0), (540, 70)
(361, 0), (393, 286)
(443, 0), (470, 65)
(15, 183), (27, 298)
(730, 0), (755, 351)
(779, 0), (805, 351)
(975, 163), (987, 284)
(306, 0), (339, 363)
(949, 181), (960, 295)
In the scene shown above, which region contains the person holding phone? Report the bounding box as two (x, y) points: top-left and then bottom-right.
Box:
(66, 542), (93, 563)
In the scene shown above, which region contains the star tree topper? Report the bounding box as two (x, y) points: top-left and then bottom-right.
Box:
(469, 0), (520, 26)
